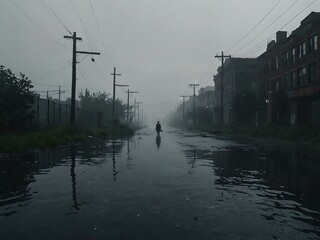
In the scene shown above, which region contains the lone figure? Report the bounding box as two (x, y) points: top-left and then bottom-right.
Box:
(155, 121), (162, 135)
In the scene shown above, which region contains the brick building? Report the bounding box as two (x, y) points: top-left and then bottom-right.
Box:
(258, 12), (320, 126)
(213, 58), (257, 125)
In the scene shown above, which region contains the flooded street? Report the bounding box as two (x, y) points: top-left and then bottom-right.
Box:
(0, 127), (320, 240)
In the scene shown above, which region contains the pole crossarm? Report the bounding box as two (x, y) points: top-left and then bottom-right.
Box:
(115, 84), (129, 87)
(76, 51), (100, 55)
(215, 54), (231, 61)
(64, 35), (82, 41)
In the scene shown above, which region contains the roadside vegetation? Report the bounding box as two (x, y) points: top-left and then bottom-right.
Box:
(0, 66), (135, 153)
(0, 125), (134, 153)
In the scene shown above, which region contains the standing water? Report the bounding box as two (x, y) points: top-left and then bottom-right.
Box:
(0, 127), (319, 240)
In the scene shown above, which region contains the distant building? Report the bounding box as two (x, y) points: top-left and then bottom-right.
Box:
(257, 12), (320, 126)
(198, 86), (215, 108)
(213, 58), (257, 125)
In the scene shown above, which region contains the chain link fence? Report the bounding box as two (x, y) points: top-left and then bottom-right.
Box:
(31, 97), (107, 128)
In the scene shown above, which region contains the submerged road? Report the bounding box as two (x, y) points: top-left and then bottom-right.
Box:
(0, 127), (320, 240)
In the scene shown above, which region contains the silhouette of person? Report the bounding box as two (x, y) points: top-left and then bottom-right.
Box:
(155, 121), (162, 135)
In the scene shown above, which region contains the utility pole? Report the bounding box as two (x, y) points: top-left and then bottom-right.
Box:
(180, 95), (188, 123)
(134, 99), (136, 123)
(58, 86), (66, 123)
(64, 32), (100, 126)
(47, 91), (50, 126)
(215, 51), (231, 126)
(136, 102), (142, 126)
(141, 109), (144, 126)
(189, 84), (199, 127)
(111, 67), (128, 122)
(127, 90), (138, 123)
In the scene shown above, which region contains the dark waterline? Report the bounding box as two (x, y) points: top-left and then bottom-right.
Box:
(0, 128), (319, 240)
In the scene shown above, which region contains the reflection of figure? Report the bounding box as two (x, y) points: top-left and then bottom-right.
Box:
(70, 144), (80, 210)
(127, 137), (131, 168)
(155, 121), (162, 135)
(156, 135), (161, 150)
(112, 140), (118, 181)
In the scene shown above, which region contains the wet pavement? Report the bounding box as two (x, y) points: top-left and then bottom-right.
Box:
(0, 127), (320, 240)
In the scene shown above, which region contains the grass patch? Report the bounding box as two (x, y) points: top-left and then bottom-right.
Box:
(0, 124), (134, 153)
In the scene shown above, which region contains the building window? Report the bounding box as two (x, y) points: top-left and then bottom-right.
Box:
(308, 62), (318, 83)
(268, 61), (271, 72)
(290, 48), (296, 63)
(298, 42), (306, 59)
(309, 35), (318, 53)
(275, 57), (279, 69)
(298, 66), (307, 86)
(284, 73), (289, 89)
(290, 70), (296, 87)
(283, 52), (289, 65)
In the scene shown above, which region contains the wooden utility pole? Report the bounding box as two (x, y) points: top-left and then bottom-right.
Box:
(215, 51), (231, 125)
(134, 99), (136, 123)
(64, 32), (100, 126)
(180, 95), (188, 123)
(58, 86), (66, 123)
(189, 84), (199, 127)
(47, 91), (50, 126)
(111, 67), (128, 122)
(136, 102), (142, 126)
(127, 90), (138, 123)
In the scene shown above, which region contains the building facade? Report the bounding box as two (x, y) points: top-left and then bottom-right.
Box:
(213, 58), (257, 125)
(258, 12), (320, 126)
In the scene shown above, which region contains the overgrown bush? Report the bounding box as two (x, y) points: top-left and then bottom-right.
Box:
(0, 66), (36, 133)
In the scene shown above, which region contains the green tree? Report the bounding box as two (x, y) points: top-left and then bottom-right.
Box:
(0, 65), (36, 133)
(79, 89), (126, 121)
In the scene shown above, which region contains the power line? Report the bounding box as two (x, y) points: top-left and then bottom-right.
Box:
(239, 39), (267, 57)
(233, 0), (302, 55)
(7, 0), (70, 50)
(88, 0), (113, 66)
(33, 62), (71, 83)
(227, 1), (281, 52)
(68, 0), (99, 51)
(33, 82), (70, 88)
(78, 65), (98, 92)
(279, 0), (317, 31)
(38, 0), (72, 35)
(243, 0), (317, 57)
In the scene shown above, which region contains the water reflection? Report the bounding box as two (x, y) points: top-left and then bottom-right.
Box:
(70, 144), (79, 210)
(156, 135), (161, 151)
(0, 130), (319, 239)
(182, 146), (320, 237)
(127, 137), (133, 169)
(0, 138), (127, 217)
(112, 140), (119, 181)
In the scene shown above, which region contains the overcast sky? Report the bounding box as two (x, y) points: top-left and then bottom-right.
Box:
(1, 0), (319, 123)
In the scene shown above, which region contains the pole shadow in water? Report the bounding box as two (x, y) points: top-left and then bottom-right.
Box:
(70, 144), (80, 210)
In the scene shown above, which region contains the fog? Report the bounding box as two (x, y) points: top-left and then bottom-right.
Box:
(1, 0), (319, 124)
